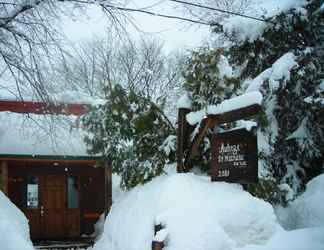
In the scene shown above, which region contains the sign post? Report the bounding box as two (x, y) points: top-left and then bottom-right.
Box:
(176, 92), (262, 184)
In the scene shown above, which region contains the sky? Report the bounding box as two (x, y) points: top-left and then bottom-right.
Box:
(63, 0), (212, 52)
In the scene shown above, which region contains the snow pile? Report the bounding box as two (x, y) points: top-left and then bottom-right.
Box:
(177, 93), (192, 109)
(222, 0), (307, 42)
(186, 110), (205, 126)
(0, 191), (34, 250)
(93, 173), (281, 250)
(186, 91), (263, 126)
(0, 111), (89, 156)
(277, 174), (324, 230)
(207, 91), (262, 115)
(112, 174), (124, 203)
(240, 227), (324, 250)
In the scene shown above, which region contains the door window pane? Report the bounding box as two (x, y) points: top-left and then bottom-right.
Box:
(68, 176), (79, 208)
(27, 176), (39, 208)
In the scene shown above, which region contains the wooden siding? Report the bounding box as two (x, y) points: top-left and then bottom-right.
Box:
(0, 161), (8, 195)
(7, 160), (111, 239)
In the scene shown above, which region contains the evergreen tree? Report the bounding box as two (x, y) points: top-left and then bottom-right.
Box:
(182, 0), (324, 204)
(226, 0), (324, 203)
(82, 84), (176, 189)
(182, 47), (241, 171)
(183, 48), (240, 108)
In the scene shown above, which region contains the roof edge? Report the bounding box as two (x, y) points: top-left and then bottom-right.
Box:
(0, 154), (102, 161)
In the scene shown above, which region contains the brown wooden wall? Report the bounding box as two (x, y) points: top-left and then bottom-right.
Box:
(0, 161), (8, 194)
(6, 159), (112, 238)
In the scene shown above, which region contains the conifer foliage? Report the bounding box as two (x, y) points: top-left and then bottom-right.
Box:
(230, 0), (323, 202)
(182, 0), (324, 204)
(183, 48), (240, 108)
(82, 85), (175, 189)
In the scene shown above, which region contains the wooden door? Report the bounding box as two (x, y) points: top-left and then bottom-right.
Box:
(41, 175), (67, 238)
(22, 174), (81, 239)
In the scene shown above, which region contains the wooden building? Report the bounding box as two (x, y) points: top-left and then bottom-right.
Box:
(0, 100), (112, 240)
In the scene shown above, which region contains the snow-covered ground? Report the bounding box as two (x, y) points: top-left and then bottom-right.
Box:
(1, 166), (323, 250)
(275, 174), (324, 230)
(91, 171), (324, 250)
(0, 191), (34, 250)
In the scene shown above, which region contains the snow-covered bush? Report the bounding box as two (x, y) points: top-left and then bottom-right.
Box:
(93, 173), (282, 250)
(0, 191), (34, 250)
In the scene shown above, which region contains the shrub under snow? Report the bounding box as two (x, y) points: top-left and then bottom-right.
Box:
(0, 191), (34, 250)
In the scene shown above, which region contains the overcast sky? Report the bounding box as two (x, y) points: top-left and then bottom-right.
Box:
(63, 0), (211, 52)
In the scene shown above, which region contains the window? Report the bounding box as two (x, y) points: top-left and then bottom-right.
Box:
(27, 176), (39, 208)
(68, 176), (79, 209)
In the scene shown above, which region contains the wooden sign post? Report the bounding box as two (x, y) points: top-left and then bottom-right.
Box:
(176, 94), (261, 184)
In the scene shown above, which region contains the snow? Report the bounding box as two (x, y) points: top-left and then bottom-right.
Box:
(0, 191), (34, 250)
(235, 120), (257, 132)
(153, 228), (169, 242)
(93, 173), (281, 250)
(276, 174), (324, 230)
(93, 213), (106, 241)
(53, 90), (105, 105)
(218, 55), (233, 79)
(245, 52), (298, 93)
(112, 174), (124, 203)
(240, 227), (324, 250)
(159, 135), (177, 157)
(0, 111), (89, 156)
(222, 0), (307, 43)
(286, 117), (308, 141)
(207, 91), (263, 115)
(186, 110), (205, 126)
(186, 91), (262, 126)
(177, 93), (192, 109)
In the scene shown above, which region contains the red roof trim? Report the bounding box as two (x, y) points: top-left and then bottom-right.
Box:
(0, 100), (89, 116)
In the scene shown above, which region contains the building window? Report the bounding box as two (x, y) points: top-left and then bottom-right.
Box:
(27, 176), (39, 208)
(68, 176), (79, 209)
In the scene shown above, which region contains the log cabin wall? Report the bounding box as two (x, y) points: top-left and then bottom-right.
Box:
(0, 161), (8, 195)
(6, 159), (112, 239)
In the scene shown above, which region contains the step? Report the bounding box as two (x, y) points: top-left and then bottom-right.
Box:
(34, 240), (93, 250)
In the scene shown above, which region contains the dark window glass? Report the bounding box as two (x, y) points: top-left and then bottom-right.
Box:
(68, 176), (79, 209)
(27, 176), (39, 208)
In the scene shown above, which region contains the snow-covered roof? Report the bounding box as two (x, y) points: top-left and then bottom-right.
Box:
(0, 110), (92, 158)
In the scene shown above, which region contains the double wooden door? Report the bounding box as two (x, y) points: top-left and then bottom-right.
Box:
(24, 175), (80, 239)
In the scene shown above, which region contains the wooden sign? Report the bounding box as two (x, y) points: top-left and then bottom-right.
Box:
(211, 128), (258, 184)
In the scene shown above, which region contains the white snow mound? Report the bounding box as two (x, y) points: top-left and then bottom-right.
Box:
(93, 173), (281, 250)
(240, 227), (324, 250)
(281, 173), (324, 229)
(0, 191), (34, 250)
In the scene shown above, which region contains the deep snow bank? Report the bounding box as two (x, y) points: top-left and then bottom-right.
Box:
(0, 191), (34, 250)
(276, 173), (324, 230)
(240, 226), (324, 250)
(93, 174), (281, 250)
